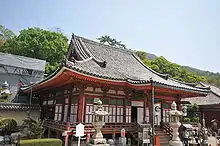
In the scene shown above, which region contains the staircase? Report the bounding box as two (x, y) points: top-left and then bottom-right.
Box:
(155, 126), (171, 146)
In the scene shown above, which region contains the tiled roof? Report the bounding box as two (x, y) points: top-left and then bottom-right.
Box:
(182, 83), (220, 105)
(0, 52), (46, 71)
(65, 35), (209, 93)
(0, 103), (40, 110)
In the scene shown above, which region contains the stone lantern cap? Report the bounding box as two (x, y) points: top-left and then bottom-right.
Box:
(169, 101), (183, 116)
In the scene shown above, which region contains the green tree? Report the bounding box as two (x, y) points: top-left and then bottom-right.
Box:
(136, 52), (206, 83)
(22, 115), (44, 139)
(0, 118), (18, 134)
(183, 104), (200, 123)
(136, 51), (148, 60)
(97, 35), (126, 48)
(1, 27), (68, 75)
(0, 24), (15, 40)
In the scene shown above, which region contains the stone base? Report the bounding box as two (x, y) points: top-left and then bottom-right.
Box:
(88, 144), (110, 146)
(169, 140), (183, 146)
(89, 138), (109, 146)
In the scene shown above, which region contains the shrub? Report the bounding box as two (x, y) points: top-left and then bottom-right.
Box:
(0, 118), (17, 134)
(22, 116), (44, 139)
(19, 138), (62, 146)
(183, 117), (191, 122)
(191, 117), (199, 123)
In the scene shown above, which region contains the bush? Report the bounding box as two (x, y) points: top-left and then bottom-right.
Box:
(22, 116), (44, 139)
(191, 117), (199, 123)
(19, 138), (62, 146)
(0, 118), (17, 134)
(183, 117), (191, 122)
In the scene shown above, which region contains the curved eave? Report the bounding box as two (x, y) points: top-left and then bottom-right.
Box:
(21, 67), (209, 97)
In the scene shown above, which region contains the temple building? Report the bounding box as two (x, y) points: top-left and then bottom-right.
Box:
(182, 83), (220, 127)
(0, 52), (45, 102)
(0, 53), (44, 126)
(20, 34), (209, 144)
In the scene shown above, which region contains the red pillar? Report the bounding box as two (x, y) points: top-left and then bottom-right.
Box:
(77, 86), (86, 123)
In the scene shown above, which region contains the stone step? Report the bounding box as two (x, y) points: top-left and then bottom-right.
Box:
(155, 129), (171, 145)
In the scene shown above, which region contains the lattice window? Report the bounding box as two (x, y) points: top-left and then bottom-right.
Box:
(109, 106), (116, 123)
(103, 105), (109, 122)
(126, 106), (131, 123)
(117, 106), (124, 123)
(163, 109), (171, 122)
(70, 104), (78, 122)
(85, 104), (93, 123)
(54, 104), (62, 121)
(145, 107), (149, 123)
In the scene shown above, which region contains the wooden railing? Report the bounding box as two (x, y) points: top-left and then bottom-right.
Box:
(161, 122), (173, 136)
(43, 119), (136, 134)
(43, 119), (66, 132)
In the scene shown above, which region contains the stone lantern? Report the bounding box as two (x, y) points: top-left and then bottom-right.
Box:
(200, 117), (208, 146)
(169, 101), (183, 146)
(88, 99), (109, 146)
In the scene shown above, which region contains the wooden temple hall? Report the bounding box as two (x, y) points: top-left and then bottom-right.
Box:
(20, 34), (209, 142)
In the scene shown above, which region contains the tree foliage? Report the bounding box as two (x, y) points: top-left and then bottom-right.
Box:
(0, 118), (18, 134)
(0, 24), (15, 40)
(136, 51), (206, 83)
(22, 115), (44, 139)
(97, 35), (126, 49)
(1, 27), (68, 75)
(183, 104), (200, 123)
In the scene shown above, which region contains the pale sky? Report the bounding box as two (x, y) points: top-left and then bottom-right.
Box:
(0, 0), (219, 72)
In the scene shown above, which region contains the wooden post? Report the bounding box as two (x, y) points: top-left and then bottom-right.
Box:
(123, 98), (126, 123)
(61, 90), (65, 122)
(147, 93), (153, 124)
(176, 96), (181, 111)
(47, 128), (51, 138)
(67, 88), (72, 122)
(160, 99), (164, 125)
(77, 85), (86, 123)
(143, 93), (147, 123)
(56, 132), (59, 138)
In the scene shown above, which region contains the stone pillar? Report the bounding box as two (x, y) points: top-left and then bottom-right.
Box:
(77, 85), (86, 123)
(169, 101), (183, 146)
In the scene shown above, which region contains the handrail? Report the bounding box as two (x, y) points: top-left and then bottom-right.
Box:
(43, 120), (136, 132)
(161, 122), (173, 136)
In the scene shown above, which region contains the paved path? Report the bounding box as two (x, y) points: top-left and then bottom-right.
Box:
(208, 136), (219, 146)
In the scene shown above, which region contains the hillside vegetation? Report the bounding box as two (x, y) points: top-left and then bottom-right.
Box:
(136, 51), (220, 87)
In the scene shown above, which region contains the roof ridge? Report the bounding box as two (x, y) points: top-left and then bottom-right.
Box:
(200, 82), (220, 97)
(0, 52), (45, 62)
(74, 34), (135, 55)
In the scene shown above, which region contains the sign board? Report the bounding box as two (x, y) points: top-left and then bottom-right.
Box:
(75, 123), (85, 137)
(121, 128), (125, 137)
(62, 131), (68, 136)
(143, 139), (150, 144)
(131, 101), (144, 107)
